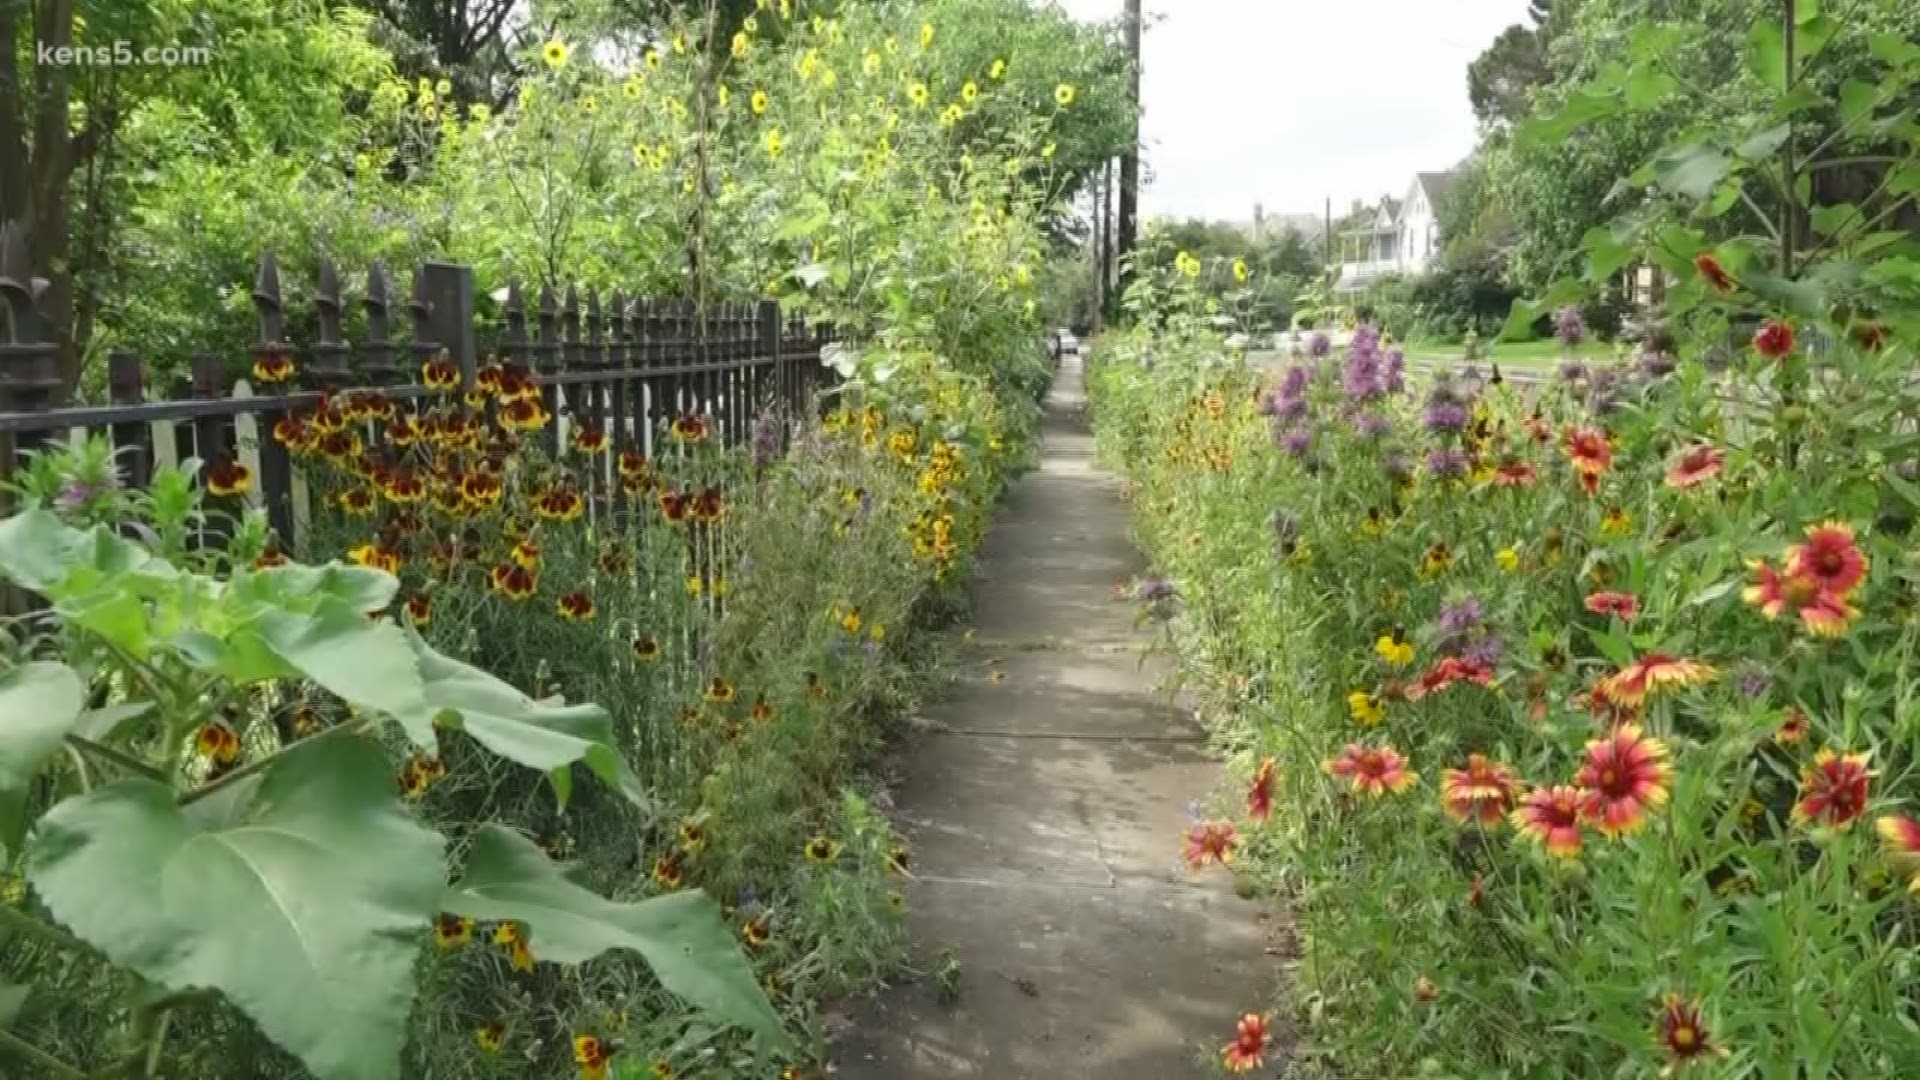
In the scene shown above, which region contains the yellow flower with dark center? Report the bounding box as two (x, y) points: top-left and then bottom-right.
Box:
(195, 722), (241, 766)
(805, 835), (842, 864)
(888, 844), (911, 873)
(252, 350), (295, 384)
(907, 81), (929, 108)
(500, 397), (550, 432)
(1601, 506), (1632, 536)
(990, 58), (1006, 79)
(1348, 690), (1384, 726)
(705, 678), (736, 704)
(671, 31), (688, 55)
(838, 605), (863, 634)
(679, 820), (708, 854)
(961, 80), (978, 103)
(751, 88), (770, 115)
(434, 913), (473, 949)
(382, 472), (426, 504)
(556, 590), (596, 621)
(421, 356), (460, 390)
(1374, 631), (1414, 668)
(476, 1021), (506, 1053)
(572, 423), (608, 455)
(348, 542), (403, 575)
(574, 1034), (612, 1079)
(651, 852), (684, 890)
(679, 705), (703, 726)
(751, 696), (776, 723)
(338, 487), (377, 516)
(1054, 83), (1076, 107)
(650, 1061), (675, 1080)
(541, 40), (570, 70)
(489, 562), (537, 601)
(1420, 542), (1452, 576)
(920, 21), (934, 46)
(633, 634), (662, 662)
(764, 128), (784, 157)
(404, 594), (432, 628)
(742, 916), (771, 948)
(624, 76), (644, 100)
(731, 31), (748, 58)
(205, 458), (253, 497)
(510, 538), (540, 569)
(670, 413), (709, 443)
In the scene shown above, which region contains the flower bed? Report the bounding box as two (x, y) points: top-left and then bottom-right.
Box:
(1089, 18), (1920, 1073)
(1090, 314), (1920, 1076)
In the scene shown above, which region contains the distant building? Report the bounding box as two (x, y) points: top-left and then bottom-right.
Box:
(1334, 171), (1455, 293)
(1253, 205), (1323, 243)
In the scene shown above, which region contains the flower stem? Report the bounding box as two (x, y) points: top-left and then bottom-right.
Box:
(64, 736), (168, 783)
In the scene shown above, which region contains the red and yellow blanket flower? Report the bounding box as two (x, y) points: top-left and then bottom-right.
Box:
(1325, 743), (1416, 796)
(1574, 725), (1671, 836)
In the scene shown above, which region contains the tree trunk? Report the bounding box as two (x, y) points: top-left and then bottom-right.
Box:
(1116, 0), (1140, 314)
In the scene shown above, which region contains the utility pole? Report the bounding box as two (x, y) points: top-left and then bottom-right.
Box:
(1324, 196), (1333, 277)
(1116, 0), (1141, 313)
(1098, 164), (1113, 330)
(1102, 157), (1116, 321)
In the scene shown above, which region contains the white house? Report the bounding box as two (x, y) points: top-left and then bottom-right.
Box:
(1334, 171), (1455, 293)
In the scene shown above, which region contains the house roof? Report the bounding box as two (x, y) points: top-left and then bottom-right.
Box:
(1415, 171), (1456, 208)
(1341, 196), (1401, 235)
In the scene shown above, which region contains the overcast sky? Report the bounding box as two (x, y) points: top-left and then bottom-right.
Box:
(1054, 0), (1536, 224)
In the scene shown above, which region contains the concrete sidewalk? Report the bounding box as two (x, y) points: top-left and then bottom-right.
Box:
(831, 353), (1279, 1079)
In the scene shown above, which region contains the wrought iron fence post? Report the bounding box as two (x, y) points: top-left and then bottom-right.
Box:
(418, 262), (476, 384)
(253, 259), (297, 546)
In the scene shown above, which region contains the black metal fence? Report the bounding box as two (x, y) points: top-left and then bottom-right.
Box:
(0, 225), (835, 554)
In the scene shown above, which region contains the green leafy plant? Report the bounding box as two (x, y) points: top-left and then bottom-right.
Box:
(0, 488), (782, 1080)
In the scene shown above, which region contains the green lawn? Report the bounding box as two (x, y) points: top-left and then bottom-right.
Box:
(1402, 338), (1616, 370)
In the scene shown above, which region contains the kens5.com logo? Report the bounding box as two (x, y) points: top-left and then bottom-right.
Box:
(37, 39), (214, 66)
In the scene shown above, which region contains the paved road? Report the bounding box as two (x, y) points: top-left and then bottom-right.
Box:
(830, 352), (1281, 1078)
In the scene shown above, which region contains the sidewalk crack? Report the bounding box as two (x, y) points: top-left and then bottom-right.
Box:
(1070, 792), (1119, 888)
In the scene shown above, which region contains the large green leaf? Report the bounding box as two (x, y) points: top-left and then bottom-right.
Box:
(0, 982), (27, 1030)
(408, 631), (647, 810)
(27, 735), (445, 1080)
(235, 563), (398, 615)
(444, 826), (787, 1051)
(0, 511), (150, 595)
(1517, 88), (1616, 149)
(1748, 21), (1785, 89)
(0, 662), (85, 793)
(0, 662), (85, 852)
(250, 603), (433, 746)
(1654, 145), (1732, 201)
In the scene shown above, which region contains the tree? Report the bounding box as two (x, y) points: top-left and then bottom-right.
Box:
(0, 1), (389, 400)
(353, 0), (525, 103)
(1467, 24), (1549, 128)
